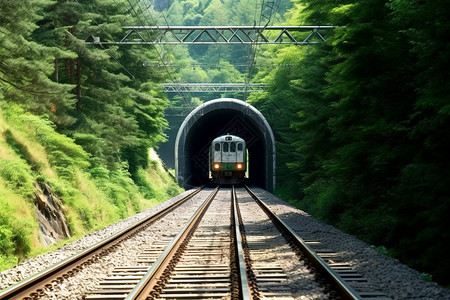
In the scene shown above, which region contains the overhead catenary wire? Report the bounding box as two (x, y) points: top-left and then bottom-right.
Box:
(128, 0), (197, 114)
(130, 1), (284, 110)
(72, 0), (136, 80)
(0, 1), (79, 95)
(80, 0), (286, 112)
(244, 0), (282, 101)
(74, 0), (195, 116)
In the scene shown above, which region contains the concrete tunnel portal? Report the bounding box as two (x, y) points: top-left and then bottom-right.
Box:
(175, 98), (275, 191)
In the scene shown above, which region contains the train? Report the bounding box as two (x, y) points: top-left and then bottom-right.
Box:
(209, 134), (247, 184)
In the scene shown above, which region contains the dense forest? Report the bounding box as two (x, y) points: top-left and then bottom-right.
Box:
(157, 0), (450, 287)
(1, 0), (450, 289)
(0, 0), (182, 270)
(247, 0), (450, 287)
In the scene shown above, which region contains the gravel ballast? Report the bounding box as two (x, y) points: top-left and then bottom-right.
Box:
(249, 187), (450, 300)
(1, 187), (449, 299)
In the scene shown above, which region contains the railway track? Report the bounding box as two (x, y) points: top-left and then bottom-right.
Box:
(1, 185), (390, 300)
(84, 186), (384, 300)
(240, 187), (387, 299)
(84, 187), (252, 299)
(0, 188), (204, 300)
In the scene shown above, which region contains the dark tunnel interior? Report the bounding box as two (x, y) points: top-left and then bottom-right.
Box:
(184, 109), (266, 188)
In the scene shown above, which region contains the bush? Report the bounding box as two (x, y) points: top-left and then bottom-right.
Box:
(0, 194), (34, 269)
(0, 225), (15, 259)
(0, 159), (34, 198)
(1, 103), (182, 272)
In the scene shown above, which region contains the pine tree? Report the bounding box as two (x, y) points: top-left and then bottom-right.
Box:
(0, 0), (75, 122)
(33, 0), (169, 173)
(387, 0), (450, 285)
(254, 0), (450, 286)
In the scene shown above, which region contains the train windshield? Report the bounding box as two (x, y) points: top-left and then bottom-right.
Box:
(230, 142), (236, 152)
(237, 143), (243, 151)
(223, 142), (229, 152)
(215, 143), (220, 151)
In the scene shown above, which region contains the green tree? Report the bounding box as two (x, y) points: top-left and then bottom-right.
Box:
(252, 0), (450, 286)
(207, 60), (244, 82)
(33, 0), (169, 176)
(0, 0), (75, 122)
(387, 0), (450, 284)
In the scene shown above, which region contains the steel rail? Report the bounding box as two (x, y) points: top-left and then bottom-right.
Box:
(125, 186), (220, 300)
(0, 187), (203, 300)
(244, 185), (363, 300)
(231, 186), (252, 300)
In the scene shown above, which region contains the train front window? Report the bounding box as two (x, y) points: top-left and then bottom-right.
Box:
(223, 142), (229, 152)
(215, 143), (220, 151)
(237, 143), (243, 151)
(230, 142), (236, 152)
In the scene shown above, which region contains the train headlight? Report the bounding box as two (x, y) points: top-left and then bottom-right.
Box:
(213, 163), (221, 170)
(236, 163), (243, 170)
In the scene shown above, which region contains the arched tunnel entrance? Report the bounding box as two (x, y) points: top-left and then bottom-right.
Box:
(175, 98), (275, 191)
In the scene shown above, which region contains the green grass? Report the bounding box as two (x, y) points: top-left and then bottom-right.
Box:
(0, 102), (183, 271)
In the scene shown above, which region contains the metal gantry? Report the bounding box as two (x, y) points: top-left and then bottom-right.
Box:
(163, 83), (267, 93)
(86, 25), (338, 45)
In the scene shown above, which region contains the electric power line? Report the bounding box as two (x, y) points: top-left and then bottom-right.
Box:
(73, 0), (136, 79)
(129, 0), (197, 114)
(244, 0), (283, 100)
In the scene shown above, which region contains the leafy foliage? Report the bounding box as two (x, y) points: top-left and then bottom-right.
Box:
(0, 0), (75, 123)
(21, 0), (168, 178)
(251, 0), (450, 286)
(0, 0), (181, 271)
(153, 0), (293, 104)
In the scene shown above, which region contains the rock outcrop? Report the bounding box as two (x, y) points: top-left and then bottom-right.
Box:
(34, 182), (71, 246)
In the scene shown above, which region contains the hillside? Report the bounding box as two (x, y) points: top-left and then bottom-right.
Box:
(0, 102), (182, 270)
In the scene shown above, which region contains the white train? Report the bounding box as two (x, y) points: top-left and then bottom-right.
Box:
(209, 134), (247, 184)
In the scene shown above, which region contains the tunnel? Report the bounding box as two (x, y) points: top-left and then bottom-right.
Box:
(175, 98), (275, 191)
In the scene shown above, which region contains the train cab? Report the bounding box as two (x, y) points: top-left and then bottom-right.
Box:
(210, 134), (247, 184)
